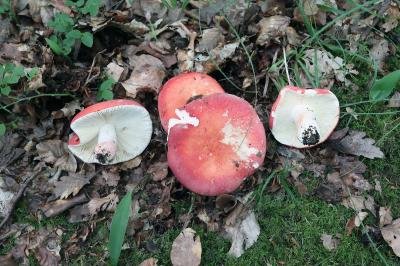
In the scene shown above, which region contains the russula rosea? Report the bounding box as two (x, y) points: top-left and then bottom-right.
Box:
(269, 86), (339, 148)
(158, 72), (224, 131)
(167, 93), (266, 196)
(68, 99), (152, 165)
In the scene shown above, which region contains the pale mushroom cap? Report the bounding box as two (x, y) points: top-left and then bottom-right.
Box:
(68, 100), (152, 164)
(269, 86), (339, 148)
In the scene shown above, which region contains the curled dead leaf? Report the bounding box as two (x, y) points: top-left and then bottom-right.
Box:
(321, 233), (340, 251)
(334, 131), (384, 159)
(381, 218), (400, 257)
(256, 16), (290, 45)
(379, 207), (393, 227)
(170, 228), (201, 266)
(35, 140), (77, 172)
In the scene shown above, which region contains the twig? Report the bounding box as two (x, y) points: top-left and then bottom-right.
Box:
(0, 170), (44, 229)
(282, 46), (292, 86)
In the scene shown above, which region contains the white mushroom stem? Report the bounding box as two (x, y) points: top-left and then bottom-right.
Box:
(291, 105), (321, 146)
(94, 123), (117, 161)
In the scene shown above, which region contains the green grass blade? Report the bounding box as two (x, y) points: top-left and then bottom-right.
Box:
(370, 70), (400, 100)
(108, 191), (132, 266)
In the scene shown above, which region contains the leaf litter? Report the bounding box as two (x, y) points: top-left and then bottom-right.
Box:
(0, 0), (399, 263)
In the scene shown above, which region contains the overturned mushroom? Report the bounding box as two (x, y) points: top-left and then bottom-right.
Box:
(68, 99), (152, 165)
(269, 86), (339, 148)
(158, 72), (224, 131)
(168, 93), (266, 196)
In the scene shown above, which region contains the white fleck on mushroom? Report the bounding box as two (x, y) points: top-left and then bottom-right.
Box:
(68, 99), (152, 165)
(269, 86), (339, 148)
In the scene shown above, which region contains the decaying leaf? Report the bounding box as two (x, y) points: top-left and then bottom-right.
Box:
(342, 195), (376, 214)
(0, 188), (14, 217)
(369, 38), (389, 71)
(35, 140), (77, 172)
(52, 175), (90, 200)
(122, 54), (166, 98)
(256, 16), (290, 45)
(225, 210), (260, 258)
(106, 62), (125, 82)
(381, 218), (400, 257)
(196, 28), (224, 52)
(334, 131), (384, 159)
(354, 211), (368, 227)
(147, 161), (168, 181)
(379, 207), (393, 227)
(139, 258), (158, 266)
(321, 234), (340, 251)
(170, 228), (202, 266)
(388, 92), (400, 108)
(51, 100), (82, 119)
(87, 193), (119, 215)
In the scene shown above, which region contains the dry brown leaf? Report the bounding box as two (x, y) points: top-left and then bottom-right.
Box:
(388, 92), (400, 108)
(354, 211), (368, 227)
(369, 38), (389, 72)
(121, 54), (166, 98)
(53, 175), (90, 200)
(334, 131), (384, 159)
(196, 28), (224, 52)
(256, 16), (290, 46)
(381, 5), (400, 32)
(87, 193), (119, 215)
(170, 228), (201, 266)
(95, 169), (120, 187)
(35, 246), (61, 266)
(225, 210), (260, 258)
(42, 194), (88, 218)
(379, 207), (393, 227)
(51, 100), (82, 119)
(35, 140), (77, 172)
(342, 195), (376, 214)
(381, 218), (400, 257)
(139, 258), (158, 266)
(321, 234), (340, 251)
(106, 62), (125, 82)
(0, 188), (14, 217)
(147, 161), (168, 181)
(374, 179), (382, 193)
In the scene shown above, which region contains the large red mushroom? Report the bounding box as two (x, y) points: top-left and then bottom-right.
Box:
(158, 72), (224, 131)
(167, 93), (266, 196)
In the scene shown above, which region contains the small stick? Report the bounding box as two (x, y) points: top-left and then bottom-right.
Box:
(282, 46), (292, 86)
(0, 170), (43, 229)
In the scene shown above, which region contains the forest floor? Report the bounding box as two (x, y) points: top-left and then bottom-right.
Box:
(0, 0), (400, 265)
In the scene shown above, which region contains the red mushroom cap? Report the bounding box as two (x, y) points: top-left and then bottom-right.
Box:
(158, 72), (224, 131)
(168, 93), (267, 196)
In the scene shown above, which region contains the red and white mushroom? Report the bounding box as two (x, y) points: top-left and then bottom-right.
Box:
(158, 72), (224, 131)
(269, 86), (339, 148)
(167, 93), (266, 196)
(68, 99), (152, 165)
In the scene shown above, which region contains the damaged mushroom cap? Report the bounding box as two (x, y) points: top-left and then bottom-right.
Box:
(158, 72), (224, 131)
(269, 86), (339, 148)
(168, 93), (266, 196)
(68, 99), (152, 165)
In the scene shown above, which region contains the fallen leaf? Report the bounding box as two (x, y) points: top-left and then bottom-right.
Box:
(379, 207), (393, 227)
(388, 92), (400, 108)
(381, 218), (400, 257)
(381, 5), (400, 32)
(256, 16), (290, 46)
(225, 210), (260, 258)
(35, 140), (77, 172)
(0, 133), (25, 168)
(121, 54), (166, 98)
(147, 161), (168, 181)
(170, 228), (201, 266)
(106, 62), (125, 82)
(51, 100), (82, 119)
(354, 211), (368, 227)
(94, 169), (120, 187)
(0, 188), (14, 217)
(52, 175), (90, 200)
(369, 38), (389, 72)
(374, 179), (382, 193)
(215, 194), (237, 213)
(334, 131), (384, 159)
(342, 195), (376, 214)
(87, 193), (119, 215)
(139, 258), (158, 266)
(35, 246), (61, 266)
(321, 234), (340, 251)
(42, 194), (88, 218)
(196, 28), (224, 52)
